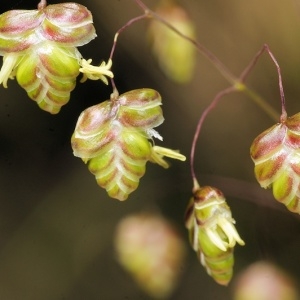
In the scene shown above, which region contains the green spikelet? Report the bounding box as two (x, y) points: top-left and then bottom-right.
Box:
(71, 89), (164, 200)
(185, 186), (245, 286)
(0, 3), (96, 113)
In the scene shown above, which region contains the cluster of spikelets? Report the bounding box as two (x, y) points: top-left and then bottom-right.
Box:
(0, 2), (186, 201)
(0, 1), (299, 295)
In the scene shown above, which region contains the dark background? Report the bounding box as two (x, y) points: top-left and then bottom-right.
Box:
(0, 0), (300, 299)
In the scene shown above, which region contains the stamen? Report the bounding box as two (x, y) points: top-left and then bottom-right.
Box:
(0, 53), (20, 88)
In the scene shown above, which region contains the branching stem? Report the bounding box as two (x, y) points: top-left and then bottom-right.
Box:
(190, 86), (236, 188)
(109, 14), (148, 61)
(190, 44), (286, 184)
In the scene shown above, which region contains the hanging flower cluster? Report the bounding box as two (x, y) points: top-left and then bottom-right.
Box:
(0, 2), (97, 114)
(250, 112), (300, 214)
(185, 185), (245, 286)
(71, 88), (186, 201)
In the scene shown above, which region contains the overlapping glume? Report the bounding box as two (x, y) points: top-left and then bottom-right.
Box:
(0, 3), (96, 113)
(250, 112), (300, 214)
(71, 88), (164, 201)
(185, 186), (245, 286)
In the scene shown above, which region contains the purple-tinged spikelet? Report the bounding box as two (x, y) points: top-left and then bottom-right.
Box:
(71, 89), (164, 200)
(250, 112), (300, 214)
(0, 3), (96, 113)
(185, 186), (245, 285)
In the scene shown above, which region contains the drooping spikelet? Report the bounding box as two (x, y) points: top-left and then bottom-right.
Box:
(185, 186), (245, 285)
(0, 3), (96, 113)
(148, 0), (196, 83)
(250, 112), (300, 214)
(114, 213), (186, 299)
(71, 89), (164, 200)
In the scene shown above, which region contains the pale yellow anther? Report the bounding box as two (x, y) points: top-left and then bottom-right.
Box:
(219, 219), (245, 247)
(150, 145), (186, 169)
(204, 216), (245, 252)
(0, 53), (20, 88)
(80, 58), (114, 85)
(206, 227), (228, 251)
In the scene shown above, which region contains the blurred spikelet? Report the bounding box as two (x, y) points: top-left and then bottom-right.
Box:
(233, 261), (299, 300)
(148, 0), (196, 84)
(114, 213), (186, 298)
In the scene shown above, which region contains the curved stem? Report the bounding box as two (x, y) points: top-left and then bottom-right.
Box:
(264, 46), (287, 122)
(238, 44), (284, 122)
(109, 14), (148, 61)
(190, 86), (237, 185)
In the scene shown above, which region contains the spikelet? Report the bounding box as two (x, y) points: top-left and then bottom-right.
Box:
(233, 261), (299, 300)
(71, 88), (164, 200)
(0, 3), (96, 113)
(114, 213), (186, 299)
(148, 0), (196, 83)
(250, 112), (300, 214)
(185, 186), (245, 285)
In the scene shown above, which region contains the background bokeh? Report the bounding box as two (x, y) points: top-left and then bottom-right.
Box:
(0, 0), (300, 299)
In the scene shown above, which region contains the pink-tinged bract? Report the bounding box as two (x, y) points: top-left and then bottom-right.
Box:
(0, 3), (96, 113)
(114, 213), (186, 299)
(250, 112), (300, 214)
(71, 89), (164, 200)
(185, 186), (245, 286)
(233, 261), (299, 300)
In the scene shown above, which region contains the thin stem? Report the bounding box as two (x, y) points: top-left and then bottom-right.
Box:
(190, 86), (236, 185)
(109, 14), (148, 61)
(134, 0), (149, 12)
(110, 78), (118, 98)
(107, 13), (147, 94)
(38, 0), (46, 9)
(239, 46), (267, 82)
(264, 45), (287, 122)
(239, 44), (286, 122)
